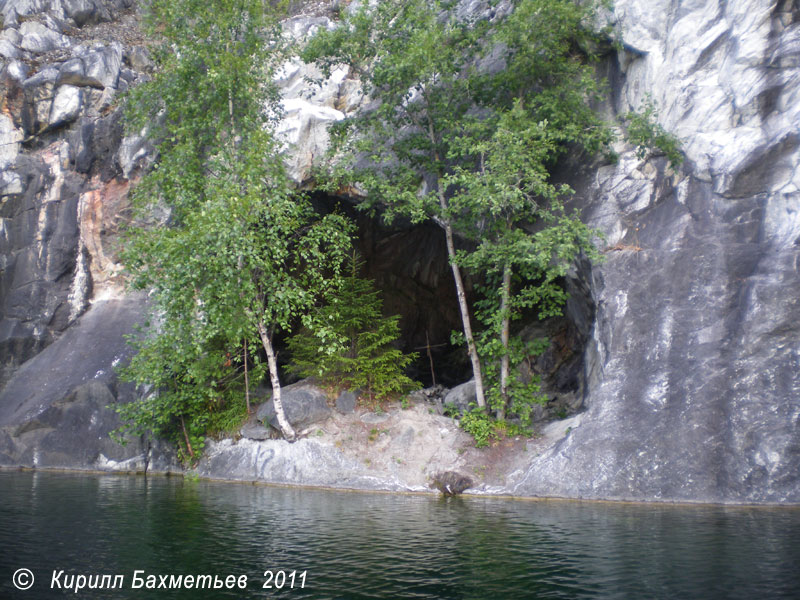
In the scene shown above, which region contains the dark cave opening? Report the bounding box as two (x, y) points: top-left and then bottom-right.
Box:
(305, 192), (597, 415)
(310, 192), (474, 388)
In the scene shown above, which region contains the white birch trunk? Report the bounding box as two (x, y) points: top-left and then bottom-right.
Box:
(257, 321), (296, 441)
(427, 117), (486, 409)
(439, 197), (486, 409)
(498, 263), (512, 420)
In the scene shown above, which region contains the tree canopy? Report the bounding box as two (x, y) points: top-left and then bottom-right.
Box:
(118, 0), (354, 455)
(303, 0), (611, 429)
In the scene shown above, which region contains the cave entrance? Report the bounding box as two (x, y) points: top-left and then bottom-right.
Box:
(311, 192), (472, 387)
(308, 192), (597, 419)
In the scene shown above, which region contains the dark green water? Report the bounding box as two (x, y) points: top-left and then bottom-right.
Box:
(0, 472), (798, 599)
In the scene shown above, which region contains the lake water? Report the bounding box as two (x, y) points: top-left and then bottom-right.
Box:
(0, 471), (798, 599)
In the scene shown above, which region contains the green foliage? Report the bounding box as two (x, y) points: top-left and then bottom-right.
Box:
(449, 101), (598, 425)
(116, 0), (354, 458)
(288, 255), (419, 400)
(453, 323), (547, 428)
(475, 324), (549, 427)
(624, 98), (683, 167)
(125, 0), (286, 223)
(484, 0), (612, 153)
(459, 408), (497, 448)
(206, 391), (250, 439)
(119, 135), (353, 458)
(301, 0), (483, 215)
(442, 402), (460, 418)
(303, 0), (611, 432)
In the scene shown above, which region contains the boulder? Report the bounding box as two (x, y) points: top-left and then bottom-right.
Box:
(4, 60), (28, 83)
(0, 39), (20, 61)
(442, 380), (476, 414)
(117, 133), (151, 178)
(335, 390), (358, 414)
(19, 21), (70, 54)
(256, 381), (332, 431)
(58, 58), (89, 87)
(49, 85), (83, 128)
(81, 44), (122, 90)
(430, 471), (473, 496)
(360, 412), (390, 425)
(63, 0), (98, 27)
(240, 422), (273, 441)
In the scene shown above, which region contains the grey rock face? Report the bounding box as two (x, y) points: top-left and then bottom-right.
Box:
(512, 165), (800, 504)
(0, 0), (165, 472)
(0, 142), (83, 384)
(335, 390), (358, 414)
(256, 381), (332, 431)
(0, 1), (148, 387)
(610, 0), (800, 198)
(0, 296), (176, 473)
(509, 0), (800, 504)
(274, 16), (364, 185)
(196, 437), (408, 490)
(443, 380), (476, 414)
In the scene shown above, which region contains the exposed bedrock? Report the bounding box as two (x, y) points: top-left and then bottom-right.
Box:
(513, 165), (800, 503)
(0, 0), (148, 387)
(0, 295), (176, 472)
(510, 0), (800, 502)
(0, 0), (162, 471)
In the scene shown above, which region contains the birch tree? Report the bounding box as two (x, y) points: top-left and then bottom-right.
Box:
(302, 0), (610, 425)
(303, 0), (491, 407)
(117, 0), (352, 453)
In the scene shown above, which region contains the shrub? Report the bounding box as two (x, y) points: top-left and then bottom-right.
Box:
(625, 98), (683, 167)
(459, 408), (497, 448)
(288, 256), (419, 400)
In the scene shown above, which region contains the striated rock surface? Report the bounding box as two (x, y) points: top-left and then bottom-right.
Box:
(0, 0), (146, 386)
(256, 380), (332, 432)
(0, 0), (163, 471)
(197, 438), (398, 490)
(0, 295), (176, 472)
(510, 0), (800, 503)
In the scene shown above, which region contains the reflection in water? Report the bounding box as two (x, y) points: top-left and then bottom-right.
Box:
(0, 472), (798, 599)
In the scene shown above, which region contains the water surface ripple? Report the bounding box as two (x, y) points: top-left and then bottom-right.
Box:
(0, 472), (798, 599)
